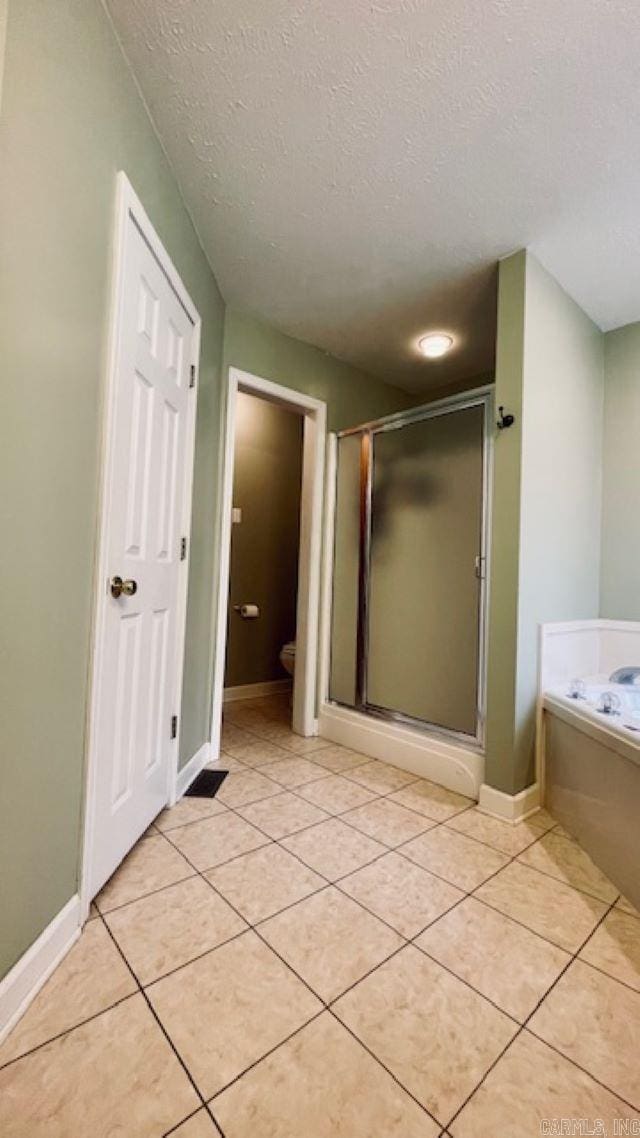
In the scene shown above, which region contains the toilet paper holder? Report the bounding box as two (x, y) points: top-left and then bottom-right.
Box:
(233, 603), (260, 619)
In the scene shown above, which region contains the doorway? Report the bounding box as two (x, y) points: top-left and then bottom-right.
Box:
(211, 369), (326, 757)
(82, 174), (201, 909)
(224, 391), (303, 705)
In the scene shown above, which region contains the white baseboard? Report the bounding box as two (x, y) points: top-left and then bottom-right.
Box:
(477, 780), (542, 823)
(0, 894), (81, 1045)
(318, 703), (483, 799)
(175, 741), (211, 800)
(223, 680), (292, 704)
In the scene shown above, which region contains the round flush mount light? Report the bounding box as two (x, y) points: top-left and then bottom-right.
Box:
(418, 333), (454, 359)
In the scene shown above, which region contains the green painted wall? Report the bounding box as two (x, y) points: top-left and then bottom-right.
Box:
(485, 252), (604, 794)
(514, 254), (603, 789)
(225, 393), (303, 687)
(485, 252), (527, 795)
(222, 309), (416, 431)
(0, 3), (416, 979)
(0, 0), (7, 110)
(0, 0), (225, 978)
(600, 322), (640, 620)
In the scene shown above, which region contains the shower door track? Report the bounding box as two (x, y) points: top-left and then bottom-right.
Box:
(334, 384), (494, 751)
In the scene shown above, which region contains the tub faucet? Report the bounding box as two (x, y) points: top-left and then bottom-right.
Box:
(609, 666), (640, 685)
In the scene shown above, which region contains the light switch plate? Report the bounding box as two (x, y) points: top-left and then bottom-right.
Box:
(232, 507), (242, 524)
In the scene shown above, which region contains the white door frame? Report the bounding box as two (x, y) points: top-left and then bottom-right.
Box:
(210, 367), (327, 757)
(80, 172), (201, 920)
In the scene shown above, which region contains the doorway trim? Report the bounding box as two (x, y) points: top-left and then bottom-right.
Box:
(80, 172), (201, 921)
(210, 367), (327, 758)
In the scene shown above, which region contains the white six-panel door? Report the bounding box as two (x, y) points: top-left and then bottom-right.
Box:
(86, 179), (199, 899)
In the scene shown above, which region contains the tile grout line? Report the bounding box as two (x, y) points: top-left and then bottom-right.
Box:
(161, 809), (445, 958)
(0, 990), (140, 1073)
(217, 746), (587, 892)
(222, 713), (558, 852)
(230, 778), (471, 854)
(106, 790), (443, 925)
(232, 757), (466, 826)
(157, 828), (336, 1006)
(442, 892), (627, 1132)
(520, 897), (640, 1111)
(403, 817), (621, 960)
(119, 782), (634, 1126)
(221, 917), (440, 1128)
(159, 834), (439, 1124)
(159, 822), (411, 1009)
(157, 800), (230, 833)
(122, 771), (460, 907)
(158, 795), (558, 1066)
(220, 782), (585, 955)
(95, 869), (201, 919)
(522, 1028), (640, 1115)
(218, 774), (637, 1117)
(104, 745), (621, 1009)
(392, 822), (592, 1023)
(6, 704), (629, 1130)
(569, 954), (640, 998)
(204, 1008), (327, 1109)
(232, 769), (622, 954)
(500, 837), (621, 904)
(328, 1002), (444, 1131)
(220, 710), (334, 753)
(96, 911), (226, 1138)
(11, 707), (626, 1126)
(159, 810), (444, 1129)
(168, 772), (621, 967)
(132, 923), (251, 991)
(225, 751), (547, 893)
(24, 822), (308, 1128)
(217, 707), (639, 1116)
(163, 1102), (225, 1138)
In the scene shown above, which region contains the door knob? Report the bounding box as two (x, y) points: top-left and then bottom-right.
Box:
(110, 576), (138, 598)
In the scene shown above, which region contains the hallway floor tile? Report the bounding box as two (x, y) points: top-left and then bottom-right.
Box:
(2, 695), (638, 1136)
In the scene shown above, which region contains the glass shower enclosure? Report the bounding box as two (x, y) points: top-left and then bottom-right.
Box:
(329, 390), (491, 746)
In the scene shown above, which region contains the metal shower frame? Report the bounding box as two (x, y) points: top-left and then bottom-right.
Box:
(330, 384), (494, 750)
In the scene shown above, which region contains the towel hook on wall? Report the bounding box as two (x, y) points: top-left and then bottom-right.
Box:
(497, 406), (515, 430)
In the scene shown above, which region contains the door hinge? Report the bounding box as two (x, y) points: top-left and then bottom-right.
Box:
(180, 536), (187, 561)
(171, 714), (178, 740)
(475, 555), (486, 580)
(189, 365), (196, 389)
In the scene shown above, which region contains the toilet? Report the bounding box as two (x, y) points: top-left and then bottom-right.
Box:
(279, 641), (296, 676)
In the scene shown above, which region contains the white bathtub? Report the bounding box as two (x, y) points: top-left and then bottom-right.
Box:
(542, 685), (640, 909)
(545, 678), (640, 757)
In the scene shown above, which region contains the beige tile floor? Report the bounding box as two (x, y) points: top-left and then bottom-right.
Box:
(1, 693), (639, 1137)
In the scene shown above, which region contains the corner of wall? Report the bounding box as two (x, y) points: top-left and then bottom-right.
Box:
(600, 321), (640, 621)
(492, 252), (605, 797)
(484, 250), (527, 796)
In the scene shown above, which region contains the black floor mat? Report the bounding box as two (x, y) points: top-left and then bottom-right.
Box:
(185, 768), (228, 798)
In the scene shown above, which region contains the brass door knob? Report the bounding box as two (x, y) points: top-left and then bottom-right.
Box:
(110, 575), (138, 598)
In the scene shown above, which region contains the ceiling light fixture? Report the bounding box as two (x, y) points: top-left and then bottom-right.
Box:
(418, 333), (454, 359)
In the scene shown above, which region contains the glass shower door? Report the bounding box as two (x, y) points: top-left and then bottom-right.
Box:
(365, 405), (485, 737)
(328, 433), (362, 707)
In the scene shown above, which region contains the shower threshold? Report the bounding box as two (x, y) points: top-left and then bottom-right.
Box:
(318, 700), (484, 801)
(360, 700), (484, 754)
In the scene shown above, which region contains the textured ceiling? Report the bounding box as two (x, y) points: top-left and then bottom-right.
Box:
(107, 0), (640, 392)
